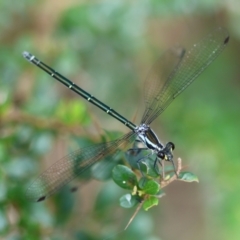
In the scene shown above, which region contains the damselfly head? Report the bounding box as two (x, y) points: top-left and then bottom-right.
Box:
(157, 142), (175, 161)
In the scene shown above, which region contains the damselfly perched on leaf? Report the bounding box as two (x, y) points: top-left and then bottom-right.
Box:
(23, 27), (229, 202)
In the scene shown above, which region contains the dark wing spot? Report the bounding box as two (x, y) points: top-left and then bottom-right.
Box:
(37, 196), (46, 202)
(224, 36), (230, 44)
(70, 186), (78, 192)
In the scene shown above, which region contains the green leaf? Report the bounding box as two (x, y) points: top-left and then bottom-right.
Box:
(141, 179), (160, 195)
(91, 157), (118, 181)
(140, 157), (159, 178)
(112, 165), (137, 190)
(119, 194), (138, 208)
(138, 177), (147, 189)
(178, 171), (199, 183)
(124, 148), (147, 171)
(143, 196), (159, 211)
(124, 149), (159, 178)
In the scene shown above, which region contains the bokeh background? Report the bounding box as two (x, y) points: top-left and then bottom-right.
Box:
(1, 0), (240, 239)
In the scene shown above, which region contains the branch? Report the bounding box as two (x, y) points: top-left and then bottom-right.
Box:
(0, 108), (87, 136)
(160, 158), (182, 188)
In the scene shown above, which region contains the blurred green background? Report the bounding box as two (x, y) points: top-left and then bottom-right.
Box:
(0, 0), (240, 239)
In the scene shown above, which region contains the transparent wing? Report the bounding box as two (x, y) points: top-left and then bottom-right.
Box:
(142, 27), (229, 125)
(141, 47), (185, 124)
(26, 132), (135, 202)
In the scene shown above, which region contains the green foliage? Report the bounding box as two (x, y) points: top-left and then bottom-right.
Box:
(119, 194), (138, 208)
(112, 161), (197, 212)
(141, 179), (160, 195)
(177, 171), (199, 183)
(112, 165), (137, 190)
(143, 196), (159, 211)
(0, 1), (239, 240)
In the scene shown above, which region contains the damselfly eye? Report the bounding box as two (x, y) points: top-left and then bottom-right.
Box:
(169, 142), (175, 150)
(158, 152), (164, 159)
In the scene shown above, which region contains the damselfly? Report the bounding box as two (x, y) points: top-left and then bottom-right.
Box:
(23, 27), (229, 202)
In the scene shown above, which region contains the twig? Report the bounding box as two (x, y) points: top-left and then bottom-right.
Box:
(124, 158), (183, 229)
(160, 158), (182, 188)
(0, 108), (86, 136)
(124, 196), (146, 230)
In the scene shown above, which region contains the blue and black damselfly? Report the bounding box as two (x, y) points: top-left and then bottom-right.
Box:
(23, 27), (229, 202)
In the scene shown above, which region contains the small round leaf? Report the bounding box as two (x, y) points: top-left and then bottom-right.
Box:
(142, 179), (160, 195)
(178, 171), (199, 183)
(119, 194), (138, 208)
(112, 165), (137, 189)
(143, 196), (159, 211)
